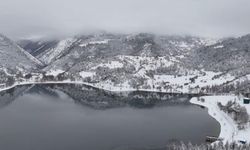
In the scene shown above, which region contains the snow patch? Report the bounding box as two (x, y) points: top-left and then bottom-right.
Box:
(214, 45), (224, 49)
(79, 71), (96, 78)
(179, 42), (189, 48)
(79, 39), (109, 47)
(46, 70), (64, 76)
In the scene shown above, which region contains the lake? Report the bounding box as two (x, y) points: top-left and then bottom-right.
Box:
(0, 84), (220, 150)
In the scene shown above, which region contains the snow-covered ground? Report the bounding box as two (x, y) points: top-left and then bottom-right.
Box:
(76, 68), (236, 94)
(190, 96), (250, 144)
(79, 71), (96, 78)
(214, 45), (224, 49)
(152, 71), (235, 93)
(0, 68), (241, 95)
(46, 69), (64, 76)
(76, 55), (238, 94)
(154, 71), (234, 88)
(116, 55), (174, 70)
(79, 39), (110, 47)
(39, 38), (76, 64)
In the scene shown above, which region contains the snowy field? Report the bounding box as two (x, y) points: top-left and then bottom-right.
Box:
(190, 96), (250, 144)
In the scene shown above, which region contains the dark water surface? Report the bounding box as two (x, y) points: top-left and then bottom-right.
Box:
(0, 84), (220, 150)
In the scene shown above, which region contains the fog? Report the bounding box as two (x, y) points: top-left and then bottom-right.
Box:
(0, 0), (250, 39)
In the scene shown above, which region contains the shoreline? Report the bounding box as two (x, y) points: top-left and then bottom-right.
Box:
(1, 81), (250, 144)
(190, 96), (250, 144)
(0, 81), (202, 95)
(190, 96), (237, 143)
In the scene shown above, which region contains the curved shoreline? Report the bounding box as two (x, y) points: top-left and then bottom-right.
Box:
(190, 96), (242, 144)
(2, 82), (249, 144)
(0, 81), (201, 96)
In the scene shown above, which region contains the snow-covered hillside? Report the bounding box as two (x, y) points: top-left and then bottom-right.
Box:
(190, 34), (250, 76)
(15, 32), (250, 94)
(9, 32), (250, 95)
(19, 33), (216, 68)
(0, 34), (43, 72)
(191, 95), (250, 144)
(37, 38), (77, 65)
(17, 39), (59, 57)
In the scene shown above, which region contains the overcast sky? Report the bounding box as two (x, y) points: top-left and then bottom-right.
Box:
(0, 0), (250, 39)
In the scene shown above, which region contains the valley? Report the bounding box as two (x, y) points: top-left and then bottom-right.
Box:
(1, 32), (250, 147)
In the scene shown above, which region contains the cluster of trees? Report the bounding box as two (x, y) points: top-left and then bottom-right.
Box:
(199, 84), (238, 94)
(95, 66), (135, 85)
(0, 70), (15, 87)
(218, 101), (249, 129)
(39, 72), (73, 82)
(165, 141), (250, 150)
(5, 77), (15, 87)
(129, 77), (146, 90)
(155, 64), (180, 75)
(17, 71), (75, 83)
(198, 78), (250, 94)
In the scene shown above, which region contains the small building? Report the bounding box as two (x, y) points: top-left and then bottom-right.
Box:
(239, 93), (250, 104)
(206, 136), (223, 143)
(243, 98), (250, 104)
(238, 140), (247, 144)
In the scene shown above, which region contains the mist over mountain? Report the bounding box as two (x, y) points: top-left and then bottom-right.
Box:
(1, 0), (250, 39)
(18, 33), (216, 66)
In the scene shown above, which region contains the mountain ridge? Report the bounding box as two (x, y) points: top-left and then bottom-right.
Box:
(1, 32), (250, 94)
(0, 34), (43, 71)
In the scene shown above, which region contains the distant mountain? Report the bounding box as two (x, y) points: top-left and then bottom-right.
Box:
(0, 33), (45, 88)
(15, 33), (227, 94)
(17, 39), (59, 57)
(12, 32), (250, 94)
(0, 34), (43, 72)
(18, 33), (216, 69)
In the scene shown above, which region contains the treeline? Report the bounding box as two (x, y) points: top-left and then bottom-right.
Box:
(0, 69), (15, 87)
(164, 141), (250, 150)
(199, 80), (250, 94)
(218, 101), (249, 130)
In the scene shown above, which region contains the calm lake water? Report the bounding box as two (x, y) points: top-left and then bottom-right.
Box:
(0, 84), (220, 150)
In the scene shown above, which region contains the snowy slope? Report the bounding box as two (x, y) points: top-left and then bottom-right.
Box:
(37, 38), (77, 65)
(19, 33), (217, 69)
(190, 34), (250, 75)
(0, 34), (43, 72)
(17, 32), (250, 94)
(17, 39), (59, 57)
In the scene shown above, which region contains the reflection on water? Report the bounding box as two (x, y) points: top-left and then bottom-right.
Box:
(0, 84), (220, 150)
(0, 85), (33, 108)
(51, 84), (194, 109)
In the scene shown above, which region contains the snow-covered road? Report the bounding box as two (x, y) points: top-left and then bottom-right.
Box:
(191, 96), (250, 144)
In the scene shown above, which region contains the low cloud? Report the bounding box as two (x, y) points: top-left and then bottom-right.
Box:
(1, 0), (250, 39)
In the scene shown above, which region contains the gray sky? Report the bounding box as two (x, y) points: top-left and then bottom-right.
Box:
(0, 0), (250, 39)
